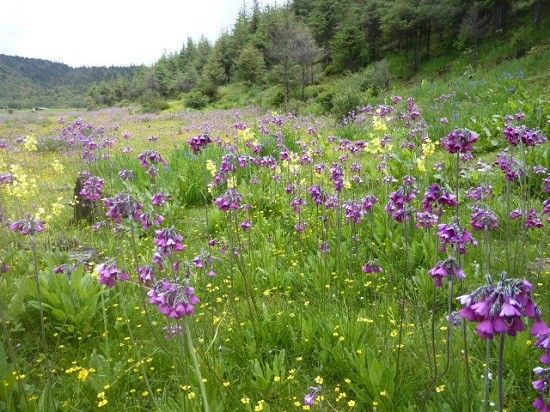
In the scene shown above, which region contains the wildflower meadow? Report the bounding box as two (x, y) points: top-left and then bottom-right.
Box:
(0, 94), (549, 412)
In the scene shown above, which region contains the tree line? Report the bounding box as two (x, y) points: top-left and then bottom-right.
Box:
(88, 0), (547, 110)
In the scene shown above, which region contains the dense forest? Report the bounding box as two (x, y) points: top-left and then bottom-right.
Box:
(0, 55), (139, 109)
(87, 0), (548, 113)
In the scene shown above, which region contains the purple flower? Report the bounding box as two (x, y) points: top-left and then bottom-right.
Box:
(151, 192), (169, 207)
(188, 133), (212, 154)
(98, 262), (129, 288)
(303, 386), (321, 406)
(544, 177), (550, 194)
(154, 227), (186, 255)
(138, 265), (155, 285)
(495, 152), (524, 182)
(526, 209), (544, 229)
(429, 257), (465, 287)
(471, 206), (499, 231)
(437, 222), (477, 254)
(138, 150), (166, 169)
(214, 189), (243, 212)
(467, 184), (493, 201)
(79, 175), (105, 202)
(458, 275), (540, 340)
(504, 125), (547, 147)
(362, 195), (378, 212)
(422, 184), (458, 213)
(509, 209), (523, 219)
(291, 197), (307, 214)
(104, 193), (143, 223)
(441, 129), (479, 154)
(9, 216), (45, 235)
(241, 220), (252, 231)
(148, 279), (199, 319)
(330, 163), (344, 192)
(362, 261), (382, 274)
(416, 211), (439, 228)
(119, 169), (136, 181)
(343, 200), (364, 224)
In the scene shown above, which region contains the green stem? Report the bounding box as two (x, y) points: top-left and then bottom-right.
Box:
(184, 322), (210, 412)
(484, 339), (491, 412)
(498, 333), (505, 412)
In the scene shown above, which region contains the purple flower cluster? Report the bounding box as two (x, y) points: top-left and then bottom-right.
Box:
(330, 163), (344, 192)
(471, 206), (499, 231)
(504, 125), (547, 147)
(148, 279), (200, 319)
(104, 193), (143, 223)
(343, 200), (364, 224)
(429, 257), (465, 287)
(154, 227), (186, 255)
(532, 321), (550, 411)
(422, 184), (458, 213)
(214, 189), (243, 212)
(441, 129), (479, 154)
(458, 276), (541, 339)
(138, 150), (166, 169)
(138, 265), (155, 285)
(9, 217), (45, 235)
(98, 262), (129, 288)
(467, 184), (493, 201)
(416, 211), (439, 228)
(79, 174), (105, 202)
(188, 133), (212, 154)
(385, 176), (418, 222)
(437, 222), (477, 254)
(495, 152), (524, 182)
(362, 261), (383, 274)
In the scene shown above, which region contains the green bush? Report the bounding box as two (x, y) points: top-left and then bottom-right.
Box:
(185, 91), (209, 110)
(331, 88), (361, 120)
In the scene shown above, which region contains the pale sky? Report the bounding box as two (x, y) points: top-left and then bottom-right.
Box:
(0, 0), (277, 67)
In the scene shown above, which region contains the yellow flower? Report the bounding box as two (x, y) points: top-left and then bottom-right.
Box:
(435, 385), (445, 393)
(187, 392), (196, 399)
(241, 396), (250, 404)
(98, 399), (108, 408)
(78, 369), (89, 381)
(24, 135), (38, 152)
(52, 160), (64, 173)
(206, 160), (217, 177)
(315, 376), (323, 385)
(348, 400), (356, 407)
(372, 118), (388, 132)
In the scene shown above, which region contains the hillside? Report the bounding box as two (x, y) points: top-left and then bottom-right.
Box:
(0, 54), (141, 109)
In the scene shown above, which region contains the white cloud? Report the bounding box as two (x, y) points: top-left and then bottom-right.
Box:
(0, 0), (277, 67)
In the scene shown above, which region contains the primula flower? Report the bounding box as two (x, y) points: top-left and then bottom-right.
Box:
(10, 216), (45, 235)
(215, 189), (243, 211)
(441, 129), (479, 154)
(98, 263), (129, 288)
(79, 175), (105, 202)
(154, 227), (186, 255)
(429, 257), (465, 287)
(104, 193), (143, 223)
(188, 133), (212, 154)
(458, 274), (541, 340)
(362, 261), (382, 274)
(437, 222), (477, 254)
(148, 279), (199, 319)
(422, 184), (458, 213)
(304, 386), (322, 406)
(471, 206), (499, 231)
(526, 209), (544, 229)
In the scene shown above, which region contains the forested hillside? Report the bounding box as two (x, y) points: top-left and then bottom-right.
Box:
(87, 0), (549, 113)
(0, 54), (140, 109)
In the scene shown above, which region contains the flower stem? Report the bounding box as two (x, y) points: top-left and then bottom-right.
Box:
(184, 321), (210, 412)
(498, 332), (505, 412)
(30, 238), (46, 347)
(484, 339), (491, 412)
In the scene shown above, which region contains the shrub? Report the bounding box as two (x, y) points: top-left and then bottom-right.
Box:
(331, 89), (361, 120)
(185, 91), (209, 110)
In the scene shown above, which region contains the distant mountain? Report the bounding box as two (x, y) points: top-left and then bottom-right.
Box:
(0, 54), (142, 109)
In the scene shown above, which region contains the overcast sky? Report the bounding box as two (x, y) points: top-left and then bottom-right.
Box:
(1, 0), (278, 67)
